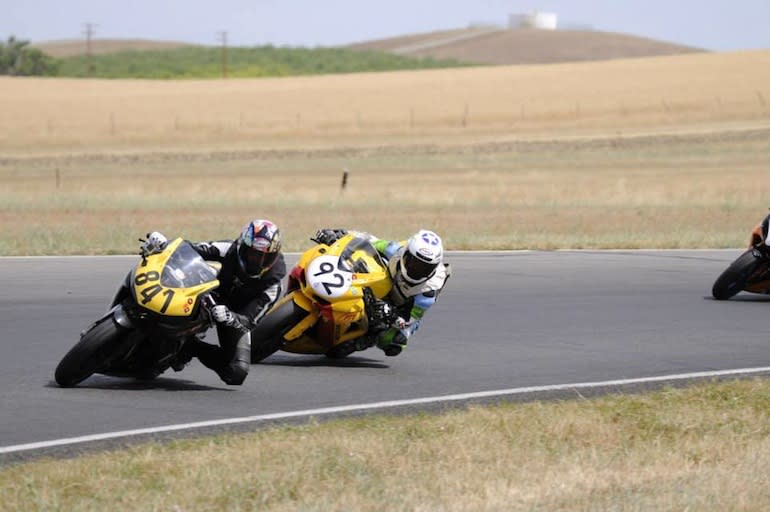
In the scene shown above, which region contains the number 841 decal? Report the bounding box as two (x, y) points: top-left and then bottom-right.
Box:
(306, 255), (353, 299)
(133, 271), (176, 313)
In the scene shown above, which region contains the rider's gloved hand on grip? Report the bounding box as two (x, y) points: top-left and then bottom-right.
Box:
(211, 305), (236, 326)
(393, 316), (408, 329)
(142, 231), (167, 253)
(313, 228), (347, 246)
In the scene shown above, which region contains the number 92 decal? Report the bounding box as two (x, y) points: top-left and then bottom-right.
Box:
(306, 255), (353, 299)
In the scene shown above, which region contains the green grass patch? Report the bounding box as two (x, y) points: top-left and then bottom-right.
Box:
(54, 46), (474, 79)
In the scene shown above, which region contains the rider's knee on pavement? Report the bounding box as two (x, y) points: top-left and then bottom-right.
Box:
(218, 359), (249, 385)
(382, 344), (402, 357)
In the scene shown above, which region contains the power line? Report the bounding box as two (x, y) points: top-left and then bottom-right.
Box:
(217, 30), (228, 78)
(83, 22), (97, 76)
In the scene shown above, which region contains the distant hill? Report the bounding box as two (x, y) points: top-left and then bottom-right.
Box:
(31, 29), (706, 71)
(347, 27), (705, 65)
(32, 39), (197, 58)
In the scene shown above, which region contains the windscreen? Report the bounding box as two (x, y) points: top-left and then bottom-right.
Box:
(161, 242), (219, 288)
(337, 235), (386, 274)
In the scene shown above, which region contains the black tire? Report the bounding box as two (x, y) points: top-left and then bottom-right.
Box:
(250, 298), (307, 363)
(712, 249), (761, 300)
(54, 316), (126, 387)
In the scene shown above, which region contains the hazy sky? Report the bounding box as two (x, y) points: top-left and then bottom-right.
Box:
(3, 0), (770, 51)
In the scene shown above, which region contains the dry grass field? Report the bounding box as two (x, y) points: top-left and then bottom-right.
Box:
(1, 50), (768, 156)
(1, 49), (769, 255)
(3, 379), (770, 511)
(1, 128), (769, 255)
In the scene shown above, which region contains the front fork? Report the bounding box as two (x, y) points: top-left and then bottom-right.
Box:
(111, 303), (134, 329)
(80, 303), (133, 340)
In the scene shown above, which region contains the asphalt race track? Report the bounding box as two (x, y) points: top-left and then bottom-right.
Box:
(2, 250), (769, 461)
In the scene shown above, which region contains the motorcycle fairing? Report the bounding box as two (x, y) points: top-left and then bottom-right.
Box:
(130, 238), (219, 317)
(298, 233), (391, 301)
(273, 233), (392, 353)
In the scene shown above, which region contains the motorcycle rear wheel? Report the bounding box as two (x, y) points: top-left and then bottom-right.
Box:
(54, 316), (126, 387)
(250, 300), (307, 363)
(712, 249), (761, 300)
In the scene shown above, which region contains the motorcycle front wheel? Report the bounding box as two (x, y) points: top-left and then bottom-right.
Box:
(54, 316), (126, 387)
(712, 249), (762, 300)
(250, 299), (307, 363)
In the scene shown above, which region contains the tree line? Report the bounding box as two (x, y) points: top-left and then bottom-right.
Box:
(0, 36), (58, 76)
(55, 46), (472, 79)
(0, 35), (472, 79)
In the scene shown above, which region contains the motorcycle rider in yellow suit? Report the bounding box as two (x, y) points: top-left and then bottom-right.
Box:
(313, 228), (451, 357)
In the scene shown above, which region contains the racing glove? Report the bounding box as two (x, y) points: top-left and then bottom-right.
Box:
(141, 231), (168, 254)
(393, 316), (408, 329)
(212, 305), (242, 329)
(313, 228), (347, 246)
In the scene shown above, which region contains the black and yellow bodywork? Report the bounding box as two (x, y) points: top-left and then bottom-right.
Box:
(130, 237), (219, 317)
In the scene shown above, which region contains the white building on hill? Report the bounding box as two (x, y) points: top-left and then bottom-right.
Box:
(509, 11), (558, 30)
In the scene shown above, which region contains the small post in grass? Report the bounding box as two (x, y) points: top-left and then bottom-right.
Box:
(341, 168), (349, 192)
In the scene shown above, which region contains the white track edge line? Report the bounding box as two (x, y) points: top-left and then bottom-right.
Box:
(2, 366), (769, 455)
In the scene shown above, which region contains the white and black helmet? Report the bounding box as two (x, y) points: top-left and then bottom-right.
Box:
(398, 230), (443, 285)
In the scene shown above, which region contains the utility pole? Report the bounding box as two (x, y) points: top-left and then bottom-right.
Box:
(217, 30), (228, 78)
(83, 22), (97, 76)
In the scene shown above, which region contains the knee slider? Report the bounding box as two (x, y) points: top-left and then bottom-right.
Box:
(220, 360), (249, 385)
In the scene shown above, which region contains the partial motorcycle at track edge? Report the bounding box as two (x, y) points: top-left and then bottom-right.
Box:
(712, 212), (770, 300)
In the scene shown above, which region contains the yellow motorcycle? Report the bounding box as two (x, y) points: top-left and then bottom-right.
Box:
(55, 237), (221, 387)
(250, 232), (395, 362)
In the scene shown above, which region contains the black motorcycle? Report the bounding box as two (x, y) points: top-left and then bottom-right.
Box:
(55, 237), (220, 387)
